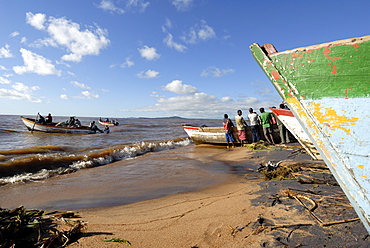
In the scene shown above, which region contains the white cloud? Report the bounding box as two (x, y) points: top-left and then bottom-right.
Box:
(61, 53), (82, 62)
(150, 91), (165, 98)
(138, 45), (160, 60)
(0, 77), (11, 84)
(12, 82), (40, 93)
(221, 96), (232, 102)
(10, 31), (19, 37)
(81, 91), (99, 99)
(97, 0), (125, 14)
(26, 12), (46, 30)
(21, 37), (27, 43)
(181, 20), (216, 44)
(126, 0), (150, 12)
(198, 20), (216, 41)
(121, 56), (135, 68)
(60, 94), (70, 100)
(13, 48), (61, 76)
(0, 45), (13, 58)
(164, 18), (173, 29)
(137, 69), (159, 79)
(163, 80), (197, 94)
(126, 92), (277, 118)
(171, 0), (193, 11)
(163, 33), (187, 52)
(200, 66), (235, 77)
(70, 81), (91, 89)
(0, 65), (7, 70)
(26, 12), (110, 63)
(0, 82), (41, 103)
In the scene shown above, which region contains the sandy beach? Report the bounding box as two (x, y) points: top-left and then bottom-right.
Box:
(61, 144), (370, 248)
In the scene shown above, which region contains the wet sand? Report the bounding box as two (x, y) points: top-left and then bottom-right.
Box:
(67, 144), (370, 247)
(3, 143), (370, 247)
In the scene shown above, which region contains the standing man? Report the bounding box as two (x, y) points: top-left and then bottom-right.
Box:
(259, 108), (275, 145)
(277, 104), (291, 144)
(235, 110), (248, 147)
(223, 114), (235, 149)
(248, 108), (260, 143)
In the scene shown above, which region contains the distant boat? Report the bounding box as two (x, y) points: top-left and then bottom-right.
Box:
(98, 120), (119, 126)
(98, 118), (119, 126)
(270, 108), (322, 160)
(250, 35), (370, 233)
(21, 116), (96, 134)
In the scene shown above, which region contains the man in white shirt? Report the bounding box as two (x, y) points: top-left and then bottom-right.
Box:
(248, 108), (260, 143)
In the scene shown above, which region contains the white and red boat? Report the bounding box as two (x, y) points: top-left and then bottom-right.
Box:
(270, 108), (322, 160)
(98, 119), (119, 126)
(182, 125), (240, 144)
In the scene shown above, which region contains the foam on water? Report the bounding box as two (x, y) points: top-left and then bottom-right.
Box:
(0, 138), (191, 185)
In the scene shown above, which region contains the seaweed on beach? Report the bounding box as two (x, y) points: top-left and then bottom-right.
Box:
(257, 159), (336, 185)
(0, 206), (85, 248)
(258, 161), (300, 181)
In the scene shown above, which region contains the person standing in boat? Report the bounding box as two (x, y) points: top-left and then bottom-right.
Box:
(75, 119), (82, 128)
(235, 110), (248, 147)
(38, 113), (46, 124)
(223, 114), (235, 149)
(45, 113), (53, 123)
(259, 108), (275, 145)
(248, 108), (260, 143)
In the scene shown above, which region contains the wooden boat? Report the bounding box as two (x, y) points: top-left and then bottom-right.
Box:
(21, 116), (96, 134)
(270, 108), (322, 160)
(250, 35), (370, 233)
(182, 124), (281, 145)
(182, 125), (240, 144)
(98, 119), (119, 126)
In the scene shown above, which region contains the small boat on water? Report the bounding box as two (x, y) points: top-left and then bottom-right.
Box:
(98, 118), (119, 126)
(250, 35), (370, 233)
(21, 116), (96, 134)
(270, 108), (322, 160)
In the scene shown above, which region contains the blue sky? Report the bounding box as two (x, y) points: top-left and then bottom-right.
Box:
(1, 0), (370, 118)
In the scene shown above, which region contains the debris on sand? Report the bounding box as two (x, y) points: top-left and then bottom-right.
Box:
(0, 206), (85, 248)
(257, 159), (337, 185)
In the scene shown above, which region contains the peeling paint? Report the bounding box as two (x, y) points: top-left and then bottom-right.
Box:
(250, 36), (370, 233)
(311, 102), (359, 135)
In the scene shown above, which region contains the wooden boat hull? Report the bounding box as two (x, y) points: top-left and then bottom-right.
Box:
(250, 35), (370, 232)
(270, 108), (322, 160)
(182, 126), (240, 144)
(98, 120), (118, 126)
(21, 116), (96, 134)
(182, 125), (281, 145)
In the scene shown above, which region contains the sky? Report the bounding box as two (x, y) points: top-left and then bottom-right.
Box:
(1, 0), (370, 119)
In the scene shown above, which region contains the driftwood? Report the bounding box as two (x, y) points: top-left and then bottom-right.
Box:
(278, 160), (328, 170)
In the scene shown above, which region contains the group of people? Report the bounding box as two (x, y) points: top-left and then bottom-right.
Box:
(222, 103), (291, 148)
(55, 116), (82, 128)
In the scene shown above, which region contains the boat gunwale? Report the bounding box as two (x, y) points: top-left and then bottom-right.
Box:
(260, 34), (370, 56)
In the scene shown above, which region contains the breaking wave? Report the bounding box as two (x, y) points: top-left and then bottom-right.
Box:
(0, 138), (191, 185)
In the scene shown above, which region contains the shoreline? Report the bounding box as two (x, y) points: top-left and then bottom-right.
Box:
(69, 144), (370, 247)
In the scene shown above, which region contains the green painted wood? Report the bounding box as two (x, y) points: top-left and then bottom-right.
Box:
(250, 39), (370, 100)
